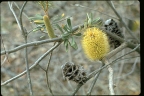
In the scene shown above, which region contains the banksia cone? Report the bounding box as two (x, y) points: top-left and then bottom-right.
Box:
(81, 27), (110, 61)
(61, 62), (88, 84)
(104, 19), (124, 48)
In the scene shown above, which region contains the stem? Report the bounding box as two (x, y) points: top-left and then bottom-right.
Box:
(87, 64), (103, 95)
(1, 37), (62, 55)
(19, 1), (34, 96)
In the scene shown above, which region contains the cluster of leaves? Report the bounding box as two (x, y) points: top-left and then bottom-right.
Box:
(28, 8), (103, 51)
(29, 13), (81, 51)
(56, 18), (82, 51)
(84, 13), (103, 29)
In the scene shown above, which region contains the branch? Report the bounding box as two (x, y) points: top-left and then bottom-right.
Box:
(45, 43), (56, 96)
(19, 1), (27, 37)
(88, 42), (139, 81)
(115, 57), (139, 80)
(86, 64), (103, 95)
(1, 22), (139, 55)
(104, 30), (140, 53)
(71, 83), (83, 96)
(8, 2), (21, 30)
(1, 37), (62, 55)
(18, 1), (34, 96)
(71, 42), (138, 95)
(102, 59), (115, 95)
(106, 1), (140, 43)
(1, 42), (62, 86)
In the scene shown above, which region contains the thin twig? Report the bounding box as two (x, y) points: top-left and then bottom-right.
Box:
(104, 29), (140, 53)
(19, 1), (27, 36)
(19, 1), (34, 96)
(8, 2), (21, 30)
(45, 50), (54, 96)
(72, 4), (119, 20)
(116, 47), (125, 88)
(115, 56), (140, 63)
(112, 44), (140, 63)
(44, 42), (57, 96)
(115, 57), (139, 80)
(14, 2), (29, 19)
(106, 43), (127, 59)
(106, 1), (140, 43)
(1, 42), (62, 86)
(1, 36), (10, 65)
(87, 64), (104, 95)
(71, 83), (83, 96)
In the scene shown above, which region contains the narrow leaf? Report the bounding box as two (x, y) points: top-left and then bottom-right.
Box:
(63, 25), (70, 32)
(74, 33), (82, 36)
(64, 40), (69, 51)
(70, 37), (78, 49)
(56, 24), (64, 33)
(67, 18), (72, 31)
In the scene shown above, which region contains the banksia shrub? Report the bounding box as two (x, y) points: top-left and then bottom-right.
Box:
(81, 27), (110, 61)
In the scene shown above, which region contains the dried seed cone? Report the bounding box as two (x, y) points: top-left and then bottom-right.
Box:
(82, 27), (110, 60)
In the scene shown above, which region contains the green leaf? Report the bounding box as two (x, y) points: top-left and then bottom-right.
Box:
(29, 14), (43, 21)
(70, 37), (78, 49)
(32, 27), (41, 32)
(92, 18), (103, 27)
(40, 35), (45, 38)
(67, 18), (72, 31)
(74, 33), (82, 36)
(56, 24), (64, 33)
(63, 25), (70, 32)
(90, 12), (93, 21)
(64, 40), (69, 51)
(52, 14), (64, 24)
(62, 33), (69, 40)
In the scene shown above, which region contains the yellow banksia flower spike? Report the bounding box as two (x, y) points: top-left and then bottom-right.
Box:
(81, 27), (110, 61)
(43, 15), (55, 38)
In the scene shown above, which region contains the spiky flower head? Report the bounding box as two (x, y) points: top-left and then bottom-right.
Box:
(81, 27), (110, 61)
